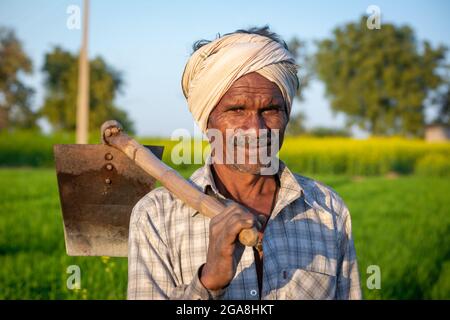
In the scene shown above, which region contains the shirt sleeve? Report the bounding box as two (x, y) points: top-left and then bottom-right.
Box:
(127, 198), (224, 300)
(335, 203), (363, 300)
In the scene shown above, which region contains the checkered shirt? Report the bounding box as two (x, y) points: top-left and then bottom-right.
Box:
(127, 160), (362, 300)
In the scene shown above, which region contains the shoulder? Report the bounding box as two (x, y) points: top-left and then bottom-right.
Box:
(291, 172), (349, 218)
(290, 172), (354, 240)
(128, 186), (195, 249)
(130, 186), (194, 226)
(130, 167), (207, 230)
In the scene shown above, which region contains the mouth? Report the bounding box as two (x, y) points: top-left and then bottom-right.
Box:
(231, 135), (272, 149)
(231, 139), (276, 165)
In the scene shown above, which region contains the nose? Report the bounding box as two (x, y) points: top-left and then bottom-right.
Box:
(243, 112), (268, 135)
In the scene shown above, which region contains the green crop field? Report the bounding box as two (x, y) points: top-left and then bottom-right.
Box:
(0, 168), (449, 299)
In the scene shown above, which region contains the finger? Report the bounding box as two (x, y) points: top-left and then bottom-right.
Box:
(218, 209), (255, 234)
(211, 203), (252, 227)
(210, 203), (240, 223)
(222, 217), (255, 245)
(226, 212), (254, 228)
(211, 210), (248, 236)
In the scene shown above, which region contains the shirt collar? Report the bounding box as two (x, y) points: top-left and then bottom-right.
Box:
(189, 155), (221, 195)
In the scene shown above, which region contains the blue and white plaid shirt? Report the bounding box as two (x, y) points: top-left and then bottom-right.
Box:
(127, 160), (362, 300)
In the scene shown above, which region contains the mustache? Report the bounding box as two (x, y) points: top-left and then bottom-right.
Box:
(228, 130), (278, 148)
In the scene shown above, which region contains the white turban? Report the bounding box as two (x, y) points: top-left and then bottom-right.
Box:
(181, 33), (299, 132)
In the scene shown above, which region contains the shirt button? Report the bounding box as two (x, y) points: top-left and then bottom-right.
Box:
(250, 289), (257, 296)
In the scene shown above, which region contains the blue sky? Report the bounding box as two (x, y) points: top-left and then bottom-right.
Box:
(1, 0), (449, 137)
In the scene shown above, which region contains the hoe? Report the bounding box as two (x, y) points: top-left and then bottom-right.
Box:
(54, 120), (258, 257)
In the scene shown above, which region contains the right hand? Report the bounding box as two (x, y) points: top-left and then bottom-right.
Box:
(200, 203), (256, 291)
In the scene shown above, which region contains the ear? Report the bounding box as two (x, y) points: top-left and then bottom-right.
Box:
(206, 108), (218, 132)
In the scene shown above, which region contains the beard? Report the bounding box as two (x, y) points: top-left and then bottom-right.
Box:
(228, 162), (272, 175)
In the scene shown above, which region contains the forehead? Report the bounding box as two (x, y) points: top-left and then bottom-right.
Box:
(220, 72), (283, 101)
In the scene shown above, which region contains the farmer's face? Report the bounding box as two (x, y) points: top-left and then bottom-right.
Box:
(207, 72), (288, 174)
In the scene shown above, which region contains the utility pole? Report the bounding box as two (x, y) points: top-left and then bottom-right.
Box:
(76, 0), (90, 144)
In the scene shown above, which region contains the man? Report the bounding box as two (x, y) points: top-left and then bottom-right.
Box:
(127, 26), (362, 300)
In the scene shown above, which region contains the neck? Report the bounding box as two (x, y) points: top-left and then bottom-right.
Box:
(211, 163), (278, 204)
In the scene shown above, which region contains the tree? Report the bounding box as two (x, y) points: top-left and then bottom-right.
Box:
(40, 46), (134, 133)
(315, 16), (448, 137)
(430, 80), (450, 125)
(0, 27), (36, 130)
(436, 88), (450, 125)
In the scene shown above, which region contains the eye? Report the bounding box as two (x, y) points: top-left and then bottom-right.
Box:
(227, 106), (245, 113)
(262, 105), (280, 114)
